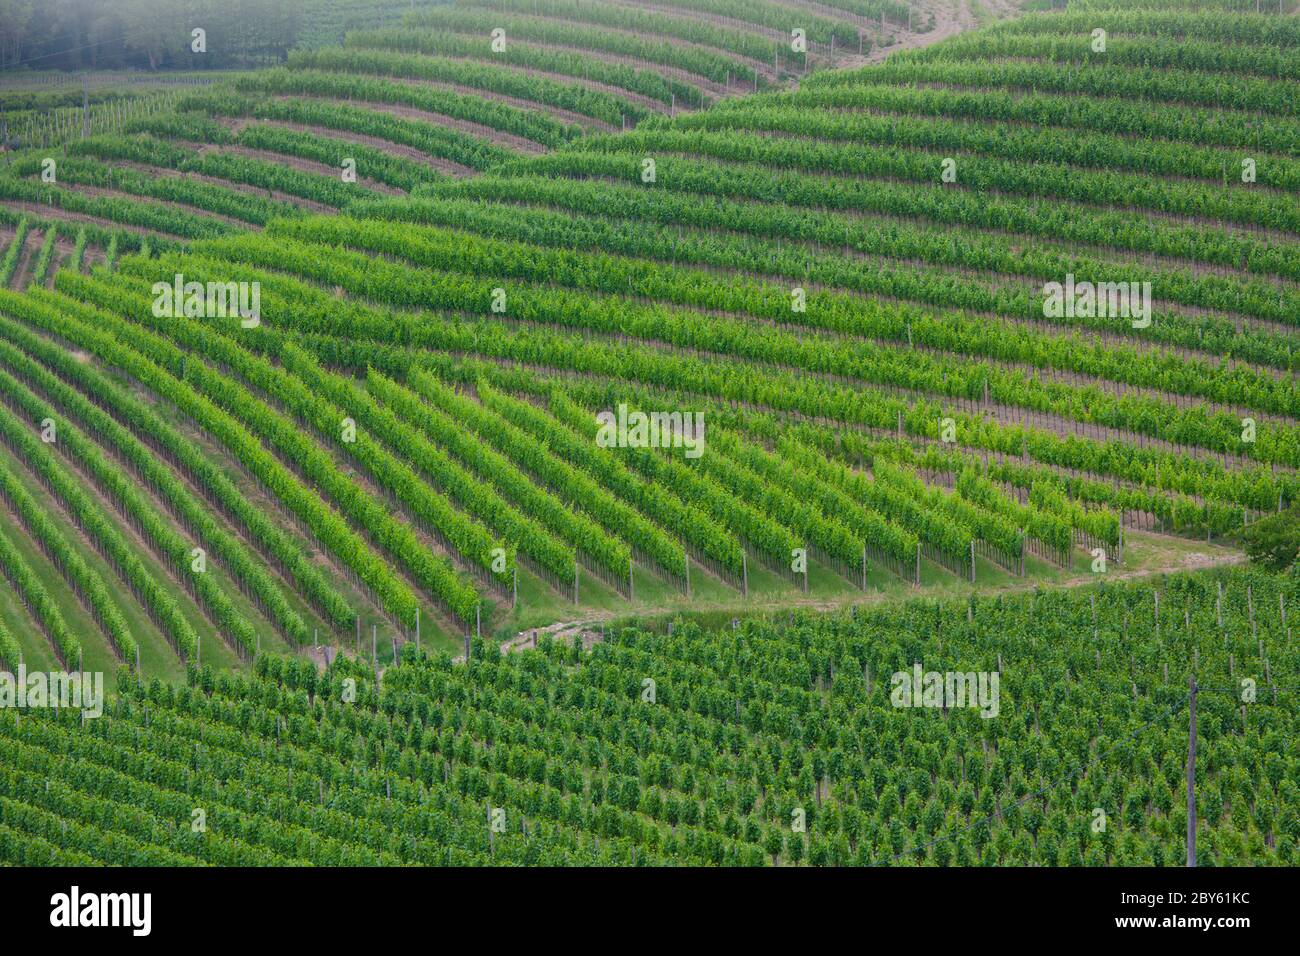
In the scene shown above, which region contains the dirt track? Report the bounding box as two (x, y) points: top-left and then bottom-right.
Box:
(492, 539), (1249, 661)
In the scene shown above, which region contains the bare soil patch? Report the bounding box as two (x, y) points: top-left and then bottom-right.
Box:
(833, 0), (981, 69)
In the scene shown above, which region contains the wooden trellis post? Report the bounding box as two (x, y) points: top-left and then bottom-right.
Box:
(1187, 675), (1198, 867)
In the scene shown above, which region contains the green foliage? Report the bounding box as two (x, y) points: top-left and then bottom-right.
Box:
(1241, 506), (1300, 572)
(0, 566), (1294, 866)
(28, 227), (57, 287)
(0, 218), (29, 288)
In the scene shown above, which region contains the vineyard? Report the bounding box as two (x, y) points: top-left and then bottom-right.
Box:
(0, 0), (1295, 870)
(0, 0), (926, 244)
(1, 566), (1297, 865)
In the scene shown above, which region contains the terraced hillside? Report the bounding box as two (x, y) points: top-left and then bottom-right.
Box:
(0, 0), (1294, 690)
(0, 0), (1296, 874)
(0, 0), (935, 248)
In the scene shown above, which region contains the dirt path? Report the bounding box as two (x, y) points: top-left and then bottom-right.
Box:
(492, 539), (1248, 658)
(830, 0), (981, 68)
(491, 619), (605, 660)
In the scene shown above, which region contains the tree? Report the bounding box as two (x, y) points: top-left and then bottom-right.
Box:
(119, 0), (182, 70)
(784, 831), (804, 865)
(763, 828), (783, 866)
(0, 0), (34, 68)
(1240, 504), (1300, 572)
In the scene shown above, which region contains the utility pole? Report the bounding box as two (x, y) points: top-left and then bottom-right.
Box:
(1187, 675), (1198, 867)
